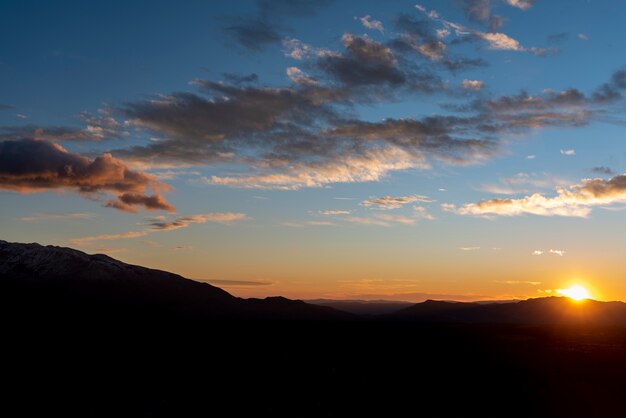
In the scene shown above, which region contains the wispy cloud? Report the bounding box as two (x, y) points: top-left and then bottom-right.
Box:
(18, 211), (96, 222)
(319, 210), (351, 215)
(358, 15), (384, 33)
(346, 216), (391, 227)
(286, 66), (317, 85)
(415, 2), (552, 56)
(149, 213), (247, 230)
(560, 149), (576, 156)
(375, 213), (416, 225)
(70, 212), (247, 245)
(494, 280), (541, 285)
(459, 246), (480, 251)
(205, 279), (274, 287)
(462, 79), (484, 90)
(413, 206), (435, 220)
(362, 194), (432, 210)
(505, 0), (536, 10)
(532, 249), (566, 256)
(478, 172), (568, 195)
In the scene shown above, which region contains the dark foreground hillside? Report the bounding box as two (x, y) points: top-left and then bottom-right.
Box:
(6, 321), (626, 417)
(3, 240), (626, 417)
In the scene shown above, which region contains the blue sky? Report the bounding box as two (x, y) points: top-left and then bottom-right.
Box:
(2, 0), (626, 301)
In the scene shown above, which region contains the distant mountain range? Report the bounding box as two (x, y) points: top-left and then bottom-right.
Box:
(305, 299), (414, 315)
(2, 240), (626, 325)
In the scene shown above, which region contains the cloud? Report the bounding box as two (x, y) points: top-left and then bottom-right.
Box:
(317, 33), (406, 87)
(459, 246), (480, 251)
(526, 155), (536, 160)
(0, 139), (174, 213)
(358, 15), (384, 33)
(478, 172), (568, 195)
(286, 67), (317, 85)
(547, 32), (568, 43)
(223, 0), (332, 51)
(71, 231), (150, 245)
(362, 194), (432, 209)
(149, 213), (247, 230)
(205, 279), (273, 287)
(116, 79), (344, 166)
(488, 15), (504, 32)
(0, 104), (14, 110)
(208, 146), (427, 190)
(319, 210), (351, 215)
(18, 211), (96, 222)
(577, 33), (589, 41)
(532, 249), (565, 256)
(591, 166), (615, 176)
(225, 18), (283, 51)
(460, 0), (491, 24)
(374, 213), (416, 225)
(494, 280), (541, 285)
(450, 173), (626, 217)
(505, 0), (536, 10)
(70, 212), (246, 245)
(414, 4), (552, 56)
(462, 79), (484, 90)
(413, 206), (435, 219)
(345, 216), (391, 227)
(560, 149), (575, 156)
(105, 193), (174, 213)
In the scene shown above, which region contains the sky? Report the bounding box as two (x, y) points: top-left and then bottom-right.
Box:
(1, 0), (626, 302)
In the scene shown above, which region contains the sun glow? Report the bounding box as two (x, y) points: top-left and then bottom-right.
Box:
(558, 285), (591, 301)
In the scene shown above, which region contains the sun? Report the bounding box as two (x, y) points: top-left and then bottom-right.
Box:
(558, 285), (591, 301)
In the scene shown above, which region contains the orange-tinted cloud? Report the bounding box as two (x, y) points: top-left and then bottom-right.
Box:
(448, 174), (626, 217)
(0, 139), (174, 212)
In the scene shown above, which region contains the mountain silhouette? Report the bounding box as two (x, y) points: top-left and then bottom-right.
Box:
(305, 298), (414, 315)
(0, 240), (349, 322)
(391, 297), (626, 325)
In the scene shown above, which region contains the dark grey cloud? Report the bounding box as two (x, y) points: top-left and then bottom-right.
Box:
(393, 14), (433, 39)
(317, 34), (406, 87)
(488, 15), (504, 32)
(0, 139), (174, 212)
(460, 0), (491, 24)
(117, 80), (345, 165)
(547, 32), (568, 44)
(327, 116), (494, 165)
(222, 73), (259, 85)
(223, 0), (332, 51)
(225, 18), (283, 52)
(593, 70), (626, 103)
(442, 72), (626, 134)
(0, 104), (14, 110)
(390, 14), (487, 74)
(0, 110), (126, 142)
(591, 166), (616, 176)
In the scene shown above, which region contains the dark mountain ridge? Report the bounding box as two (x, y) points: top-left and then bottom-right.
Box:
(0, 240), (348, 321)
